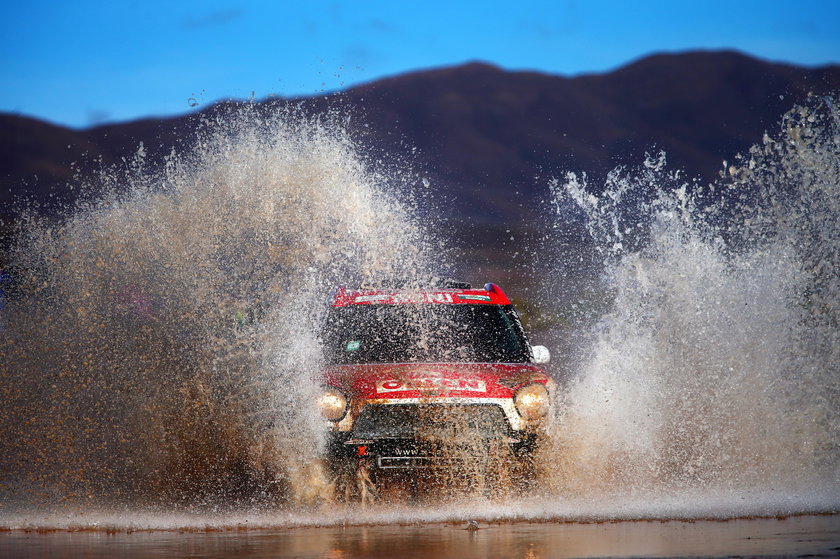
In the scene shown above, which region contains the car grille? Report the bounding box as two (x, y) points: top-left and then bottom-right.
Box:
(352, 403), (512, 440)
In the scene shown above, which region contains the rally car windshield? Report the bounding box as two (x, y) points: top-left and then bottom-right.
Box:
(321, 303), (531, 364)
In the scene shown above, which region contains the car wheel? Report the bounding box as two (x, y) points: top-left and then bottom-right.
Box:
(331, 457), (379, 505)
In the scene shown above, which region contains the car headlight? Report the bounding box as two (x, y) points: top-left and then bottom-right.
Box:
(514, 383), (549, 420)
(318, 388), (347, 421)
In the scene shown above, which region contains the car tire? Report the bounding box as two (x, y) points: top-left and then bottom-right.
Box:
(331, 457), (379, 504)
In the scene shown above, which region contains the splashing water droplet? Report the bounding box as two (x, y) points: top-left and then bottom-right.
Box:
(541, 96), (840, 512)
(0, 105), (434, 510)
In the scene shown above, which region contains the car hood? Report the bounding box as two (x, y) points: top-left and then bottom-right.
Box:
(322, 362), (550, 400)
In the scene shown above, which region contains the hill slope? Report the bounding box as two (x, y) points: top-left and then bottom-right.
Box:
(2, 50), (838, 230)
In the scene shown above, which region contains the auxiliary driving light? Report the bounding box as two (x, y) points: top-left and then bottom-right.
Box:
(514, 383), (549, 420)
(318, 388), (347, 421)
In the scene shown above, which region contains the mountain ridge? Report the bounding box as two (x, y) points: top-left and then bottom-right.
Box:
(2, 50), (839, 230)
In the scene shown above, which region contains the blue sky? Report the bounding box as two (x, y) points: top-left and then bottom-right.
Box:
(2, 0), (839, 128)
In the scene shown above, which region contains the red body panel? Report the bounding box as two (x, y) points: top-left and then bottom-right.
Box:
(323, 362), (550, 400)
(330, 285), (511, 307)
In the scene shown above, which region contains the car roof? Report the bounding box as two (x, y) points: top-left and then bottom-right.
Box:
(329, 283), (511, 307)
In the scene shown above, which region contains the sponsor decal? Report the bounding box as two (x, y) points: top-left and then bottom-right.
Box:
(377, 378), (487, 393)
(355, 294), (392, 303)
(354, 292), (455, 304)
(457, 294), (491, 301)
(392, 447), (420, 456)
(393, 292), (426, 303)
(427, 292), (454, 303)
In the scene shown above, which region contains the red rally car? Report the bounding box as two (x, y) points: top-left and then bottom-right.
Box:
(317, 281), (554, 498)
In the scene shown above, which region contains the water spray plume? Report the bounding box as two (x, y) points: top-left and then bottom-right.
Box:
(0, 106), (431, 508)
(545, 95), (839, 509)
(0, 94), (838, 527)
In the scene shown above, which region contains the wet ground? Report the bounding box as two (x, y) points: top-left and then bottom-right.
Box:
(2, 514), (838, 559)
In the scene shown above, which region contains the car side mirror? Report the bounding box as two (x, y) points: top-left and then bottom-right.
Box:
(532, 345), (550, 364)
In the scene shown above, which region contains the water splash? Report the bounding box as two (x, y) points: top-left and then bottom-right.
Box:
(1, 95), (838, 529)
(544, 95), (839, 503)
(0, 106), (433, 508)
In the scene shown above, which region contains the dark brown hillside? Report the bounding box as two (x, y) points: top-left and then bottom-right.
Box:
(330, 51), (839, 223)
(2, 50), (838, 231)
(576, 51), (839, 170)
